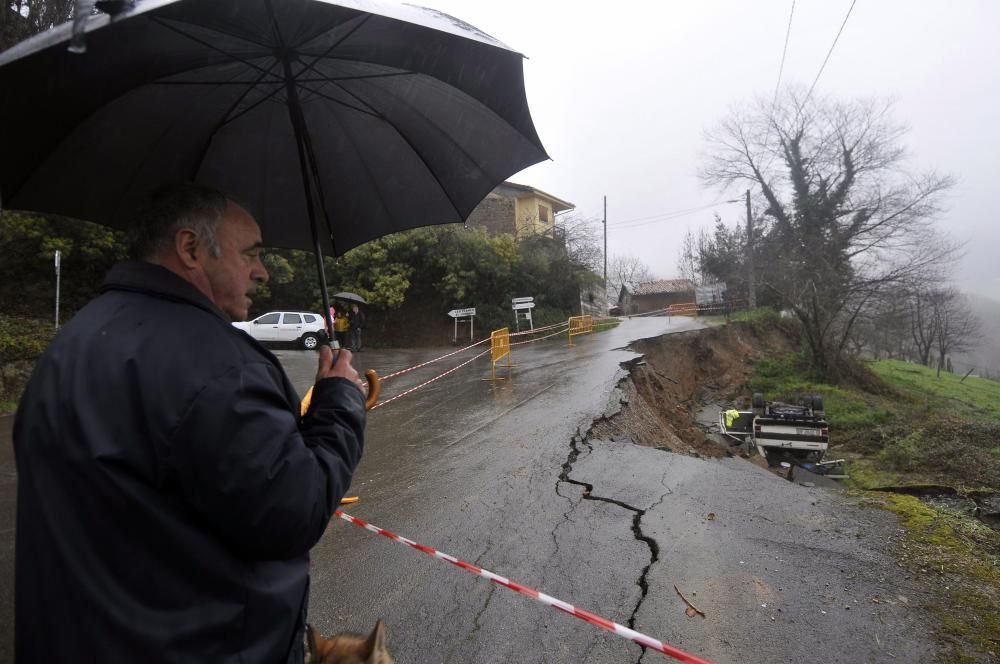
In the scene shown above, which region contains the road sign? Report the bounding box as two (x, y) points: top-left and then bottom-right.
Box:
(448, 308), (476, 342)
(512, 302), (535, 310)
(511, 296), (534, 304)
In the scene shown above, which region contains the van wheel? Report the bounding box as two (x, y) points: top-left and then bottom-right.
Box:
(301, 333), (320, 350)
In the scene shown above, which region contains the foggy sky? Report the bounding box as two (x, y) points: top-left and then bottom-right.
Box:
(425, 0), (1000, 299)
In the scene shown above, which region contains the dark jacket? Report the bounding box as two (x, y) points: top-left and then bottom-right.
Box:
(14, 262), (365, 663)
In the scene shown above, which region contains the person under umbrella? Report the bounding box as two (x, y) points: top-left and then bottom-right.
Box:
(13, 184), (368, 662)
(348, 302), (367, 351)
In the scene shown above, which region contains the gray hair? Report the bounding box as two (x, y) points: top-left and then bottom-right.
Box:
(129, 183), (228, 260)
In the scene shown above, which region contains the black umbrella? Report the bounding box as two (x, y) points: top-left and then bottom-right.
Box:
(331, 291), (366, 305)
(0, 0), (548, 330)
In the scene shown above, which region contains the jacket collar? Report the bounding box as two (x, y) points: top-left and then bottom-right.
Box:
(100, 261), (230, 322)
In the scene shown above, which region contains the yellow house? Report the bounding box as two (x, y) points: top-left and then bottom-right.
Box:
(465, 181), (574, 240)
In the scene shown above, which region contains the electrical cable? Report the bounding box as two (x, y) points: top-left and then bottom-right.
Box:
(607, 200), (740, 229)
(802, 0), (858, 107)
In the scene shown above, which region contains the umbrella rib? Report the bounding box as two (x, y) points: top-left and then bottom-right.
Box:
(305, 51), (543, 160)
(148, 17), (280, 81)
(190, 61), (285, 170)
(295, 72), (415, 83)
(151, 79), (281, 86)
(307, 97), (397, 243)
(307, 78), (471, 221)
(216, 83), (287, 128)
(291, 13), (372, 80)
(292, 81), (381, 118)
(152, 72), (411, 85)
(150, 15), (275, 52)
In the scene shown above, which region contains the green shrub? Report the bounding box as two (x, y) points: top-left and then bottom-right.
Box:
(877, 429), (927, 472)
(0, 317), (55, 362)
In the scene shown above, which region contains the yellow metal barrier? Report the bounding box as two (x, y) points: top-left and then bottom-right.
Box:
(567, 315), (593, 347)
(484, 327), (514, 381)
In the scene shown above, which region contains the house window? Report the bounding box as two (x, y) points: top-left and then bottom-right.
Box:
(538, 205), (550, 224)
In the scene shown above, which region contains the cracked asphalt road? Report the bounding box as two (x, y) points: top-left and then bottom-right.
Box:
(289, 317), (936, 664)
(0, 316), (936, 663)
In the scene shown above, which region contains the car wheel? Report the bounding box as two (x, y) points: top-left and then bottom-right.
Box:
(811, 394), (825, 417)
(300, 333), (320, 350)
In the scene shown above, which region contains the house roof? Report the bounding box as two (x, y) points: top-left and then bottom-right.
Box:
(631, 279), (695, 296)
(495, 181), (574, 213)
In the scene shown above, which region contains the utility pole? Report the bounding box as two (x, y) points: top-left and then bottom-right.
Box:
(745, 189), (756, 309)
(603, 195), (608, 314)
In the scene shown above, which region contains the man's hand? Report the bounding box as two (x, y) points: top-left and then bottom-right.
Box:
(317, 345), (366, 395)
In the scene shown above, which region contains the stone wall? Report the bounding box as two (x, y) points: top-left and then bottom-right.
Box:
(465, 195), (516, 236)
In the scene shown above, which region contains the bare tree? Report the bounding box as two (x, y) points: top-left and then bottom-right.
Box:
(908, 287), (938, 366)
(607, 253), (653, 303)
(930, 288), (982, 377)
(556, 213), (603, 274)
(677, 229), (701, 284)
(701, 88), (955, 378)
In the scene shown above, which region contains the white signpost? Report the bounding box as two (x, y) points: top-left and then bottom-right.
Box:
(54, 250), (61, 329)
(448, 307), (476, 343)
(512, 296), (534, 331)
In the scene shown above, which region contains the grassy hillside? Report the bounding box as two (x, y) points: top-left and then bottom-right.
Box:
(748, 352), (1000, 490)
(747, 346), (999, 661)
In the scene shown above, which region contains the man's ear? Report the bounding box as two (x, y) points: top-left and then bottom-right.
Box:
(174, 228), (201, 268)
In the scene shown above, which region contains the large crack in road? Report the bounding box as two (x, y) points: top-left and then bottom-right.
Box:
(557, 389), (673, 661)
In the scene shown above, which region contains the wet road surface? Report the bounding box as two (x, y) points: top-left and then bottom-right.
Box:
(280, 318), (935, 664)
(0, 316), (935, 663)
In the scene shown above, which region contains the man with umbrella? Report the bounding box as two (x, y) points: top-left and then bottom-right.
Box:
(2, 1), (549, 660)
(14, 184), (368, 662)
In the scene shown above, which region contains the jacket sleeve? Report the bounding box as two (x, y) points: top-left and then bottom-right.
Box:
(168, 362), (365, 560)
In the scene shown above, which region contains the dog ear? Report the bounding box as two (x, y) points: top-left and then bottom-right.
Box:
(365, 619), (388, 657)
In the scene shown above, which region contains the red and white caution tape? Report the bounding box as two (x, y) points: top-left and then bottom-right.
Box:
(333, 510), (712, 664)
(369, 349), (491, 410)
(510, 324), (571, 346)
(508, 320), (569, 337)
(380, 337), (491, 382)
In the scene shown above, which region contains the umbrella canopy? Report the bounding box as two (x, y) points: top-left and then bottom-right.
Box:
(0, 0), (548, 257)
(331, 291), (366, 305)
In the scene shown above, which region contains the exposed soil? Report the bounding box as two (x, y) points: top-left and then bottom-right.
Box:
(591, 322), (796, 460)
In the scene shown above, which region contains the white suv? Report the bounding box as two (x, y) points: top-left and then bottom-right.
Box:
(232, 311), (327, 349)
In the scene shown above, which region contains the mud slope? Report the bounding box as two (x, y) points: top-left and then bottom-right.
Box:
(591, 322), (795, 458)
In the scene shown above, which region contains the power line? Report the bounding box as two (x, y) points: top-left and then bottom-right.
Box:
(802, 0), (858, 107)
(771, 0), (796, 110)
(759, 1), (797, 173)
(607, 199), (740, 230)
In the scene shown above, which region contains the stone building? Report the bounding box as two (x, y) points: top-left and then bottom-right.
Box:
(464, 181), (574, 240)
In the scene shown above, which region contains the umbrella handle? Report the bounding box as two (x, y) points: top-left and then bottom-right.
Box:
(299, 368), (382, 416)
(363, 369), (382, 410)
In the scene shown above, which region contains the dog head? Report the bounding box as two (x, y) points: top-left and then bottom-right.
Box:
(306, 620), (393, 664)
